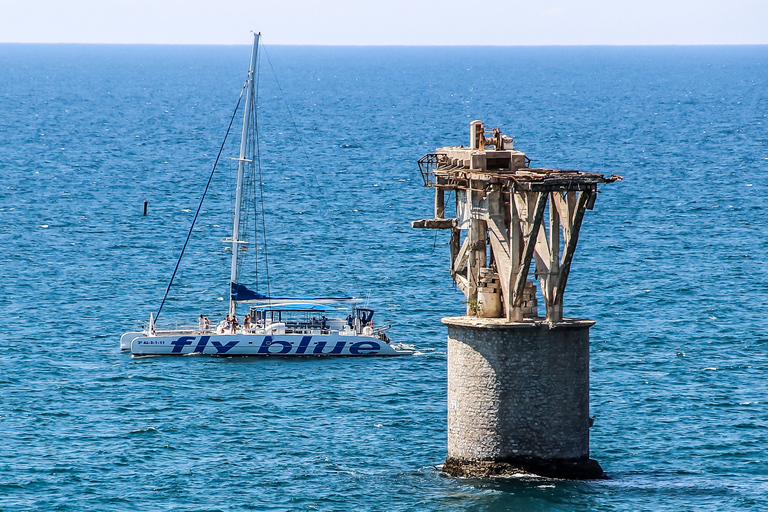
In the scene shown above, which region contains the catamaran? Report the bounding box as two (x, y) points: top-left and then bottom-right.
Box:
(121, 33), (410, 356)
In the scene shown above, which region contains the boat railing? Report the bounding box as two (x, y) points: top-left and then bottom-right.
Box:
(146, 324), (207, 334)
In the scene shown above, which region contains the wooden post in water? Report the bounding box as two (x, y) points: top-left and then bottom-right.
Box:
(413, 121), (620, 479)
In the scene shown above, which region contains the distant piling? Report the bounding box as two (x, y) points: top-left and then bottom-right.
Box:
(143, 200), (148, 216)
(413, 121), (620, 479)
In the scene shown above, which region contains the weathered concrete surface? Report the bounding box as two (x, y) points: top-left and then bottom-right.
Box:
(443, 316), (604, 479)
(442, 456), (605, 480)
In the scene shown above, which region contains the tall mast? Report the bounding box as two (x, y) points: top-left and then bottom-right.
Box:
(229, 32), (260, 317)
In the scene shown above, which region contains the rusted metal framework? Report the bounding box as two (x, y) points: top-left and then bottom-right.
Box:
(413, 121), (620, 323)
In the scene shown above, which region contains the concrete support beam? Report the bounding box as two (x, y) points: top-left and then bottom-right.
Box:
(435, 188), (445, 219)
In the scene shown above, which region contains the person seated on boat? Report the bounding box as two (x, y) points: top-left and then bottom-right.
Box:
(218, 315), (231, 334)
(204, 317), (211, 330)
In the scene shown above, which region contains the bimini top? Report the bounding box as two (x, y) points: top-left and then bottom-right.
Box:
(248, 302), (342, 312)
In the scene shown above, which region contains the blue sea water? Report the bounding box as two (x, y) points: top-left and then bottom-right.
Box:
(1, 43), (768, 510)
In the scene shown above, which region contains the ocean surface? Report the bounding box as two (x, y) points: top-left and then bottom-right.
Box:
(1, 43), (767, 510)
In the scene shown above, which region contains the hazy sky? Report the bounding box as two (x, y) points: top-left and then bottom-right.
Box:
(1, 0), (767, 45)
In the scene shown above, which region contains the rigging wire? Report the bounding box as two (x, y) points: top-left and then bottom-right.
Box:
(231, 46), (272, 306)
(253, 61), (272, 301)
(235, 111), (254, 284)
(154, 82), (248, 323)
(260, 44), (341, 242)
(244, 114), (258, 289)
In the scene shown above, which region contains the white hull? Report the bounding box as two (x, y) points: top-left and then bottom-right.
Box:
(130, 332), (410, 356)
(120, 331), (144, 351)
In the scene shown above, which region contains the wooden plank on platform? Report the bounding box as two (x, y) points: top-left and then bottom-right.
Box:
(411, 218), (457, 229)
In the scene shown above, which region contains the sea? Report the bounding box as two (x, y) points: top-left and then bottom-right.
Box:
(1, 43), (767, 511)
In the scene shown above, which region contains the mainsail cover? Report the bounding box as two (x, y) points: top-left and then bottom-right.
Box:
(230, 282), (354, 302)
(231, 282), (269, 301)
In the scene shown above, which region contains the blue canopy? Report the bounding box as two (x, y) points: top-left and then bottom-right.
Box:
(249, 303), (339, 312)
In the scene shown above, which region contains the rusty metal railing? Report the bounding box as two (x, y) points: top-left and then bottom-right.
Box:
(417, 153), (439, 186)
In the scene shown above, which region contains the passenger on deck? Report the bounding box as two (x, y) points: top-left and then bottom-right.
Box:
(347, 315), (354, 328)
(217, 316), (229, 334)
(204, 317), (211, 330)
(321, 315), (327, 329)
(243, 313), (251, 331)
(198, 314), (206, 332)
(231, 315), (239, 334)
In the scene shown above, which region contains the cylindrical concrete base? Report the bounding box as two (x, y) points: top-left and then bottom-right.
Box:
(443, 316), (604, 479)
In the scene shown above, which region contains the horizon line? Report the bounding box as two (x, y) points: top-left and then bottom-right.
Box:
(1, 41), (767, 47)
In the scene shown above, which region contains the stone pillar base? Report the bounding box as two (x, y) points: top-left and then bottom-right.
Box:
(443, 456), (605, 480)
(443, 317), (603, 480)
